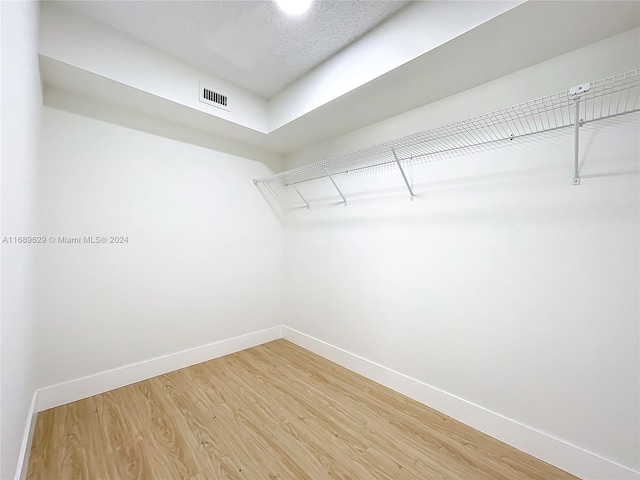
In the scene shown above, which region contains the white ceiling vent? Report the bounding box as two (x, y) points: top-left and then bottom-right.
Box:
(199, 84), (229, 111)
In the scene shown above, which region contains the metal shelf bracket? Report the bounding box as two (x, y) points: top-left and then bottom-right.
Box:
(392, 149), (415, 200)
(570, 82), (590, 186)
(324, 169), (347, 206)
(287, 176), (310, 209)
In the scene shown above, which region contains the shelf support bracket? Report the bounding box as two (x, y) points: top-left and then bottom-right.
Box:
(573, 97), (582, 186)
(569, 82), (589, 186)
(286, 177), (310, 209)
(264, 181), (284, 209)
(324, 169), (347, 206)
(392, 149), (415, 200)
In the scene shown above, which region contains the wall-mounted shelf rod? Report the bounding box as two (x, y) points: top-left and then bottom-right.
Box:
(255, 69), (639, 210)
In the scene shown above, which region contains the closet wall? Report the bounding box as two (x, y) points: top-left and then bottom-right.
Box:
(36, 107), (285, 388)
(283, 29), (640, 472)
(0, 2), (42, 478)
(11, 10), (638, 479)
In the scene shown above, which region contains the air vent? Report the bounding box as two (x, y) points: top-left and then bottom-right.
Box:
(199, 84), (229, 111)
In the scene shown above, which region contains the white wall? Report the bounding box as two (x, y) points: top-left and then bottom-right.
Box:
(283, 30), (640, 475)
(36, 107), (284, 388)
(0, 1), (41, 478)
(39, 2), (268, 133)
(287, 28), (640, 168)
(12, 8), (638, 479)
(268, 1), (521, 130)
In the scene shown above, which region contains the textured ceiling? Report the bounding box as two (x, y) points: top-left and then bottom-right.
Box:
(54, 0), (410, 98)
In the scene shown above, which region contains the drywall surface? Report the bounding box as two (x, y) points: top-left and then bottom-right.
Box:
(283, 31), (640, 473)
(0, 1), (41, 478)
(39, 2), (268, 134)
(36, 107), (284, 388)
(286, 27), (640, 169)
(268, 0), (521, 130)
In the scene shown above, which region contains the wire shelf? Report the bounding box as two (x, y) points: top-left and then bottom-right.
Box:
(255, 69), (640, 207)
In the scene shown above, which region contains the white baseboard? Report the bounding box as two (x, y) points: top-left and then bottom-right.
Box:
(27, 324), (639, 480)
(37, 325), (282, 411)
(282, 326), (639, 480)
(15, 390), (39, 480)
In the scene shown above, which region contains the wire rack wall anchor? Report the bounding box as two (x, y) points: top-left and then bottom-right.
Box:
(254, 69), (640, 209)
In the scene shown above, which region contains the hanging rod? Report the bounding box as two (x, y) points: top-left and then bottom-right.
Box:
(255, 69), (640, 208)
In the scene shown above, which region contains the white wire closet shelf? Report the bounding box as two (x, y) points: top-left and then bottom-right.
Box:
(255, 69), (640, 209)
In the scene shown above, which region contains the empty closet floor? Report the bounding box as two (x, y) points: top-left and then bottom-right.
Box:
(27, 339), (576, 479)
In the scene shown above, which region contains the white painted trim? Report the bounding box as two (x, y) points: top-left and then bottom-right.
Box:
(15, 390), (39, 480)
(282, 326), (640, 480)
(37, 326), (282, 411)
(29, 324), (639, 479)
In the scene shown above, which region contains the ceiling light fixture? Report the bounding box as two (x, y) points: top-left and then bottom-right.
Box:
(276, 0), (312, 16)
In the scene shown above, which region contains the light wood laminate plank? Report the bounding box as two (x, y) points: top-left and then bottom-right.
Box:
(27, 339), (578, 480)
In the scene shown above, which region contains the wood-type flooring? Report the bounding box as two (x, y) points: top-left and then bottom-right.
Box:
(27, 339), (578, 479)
